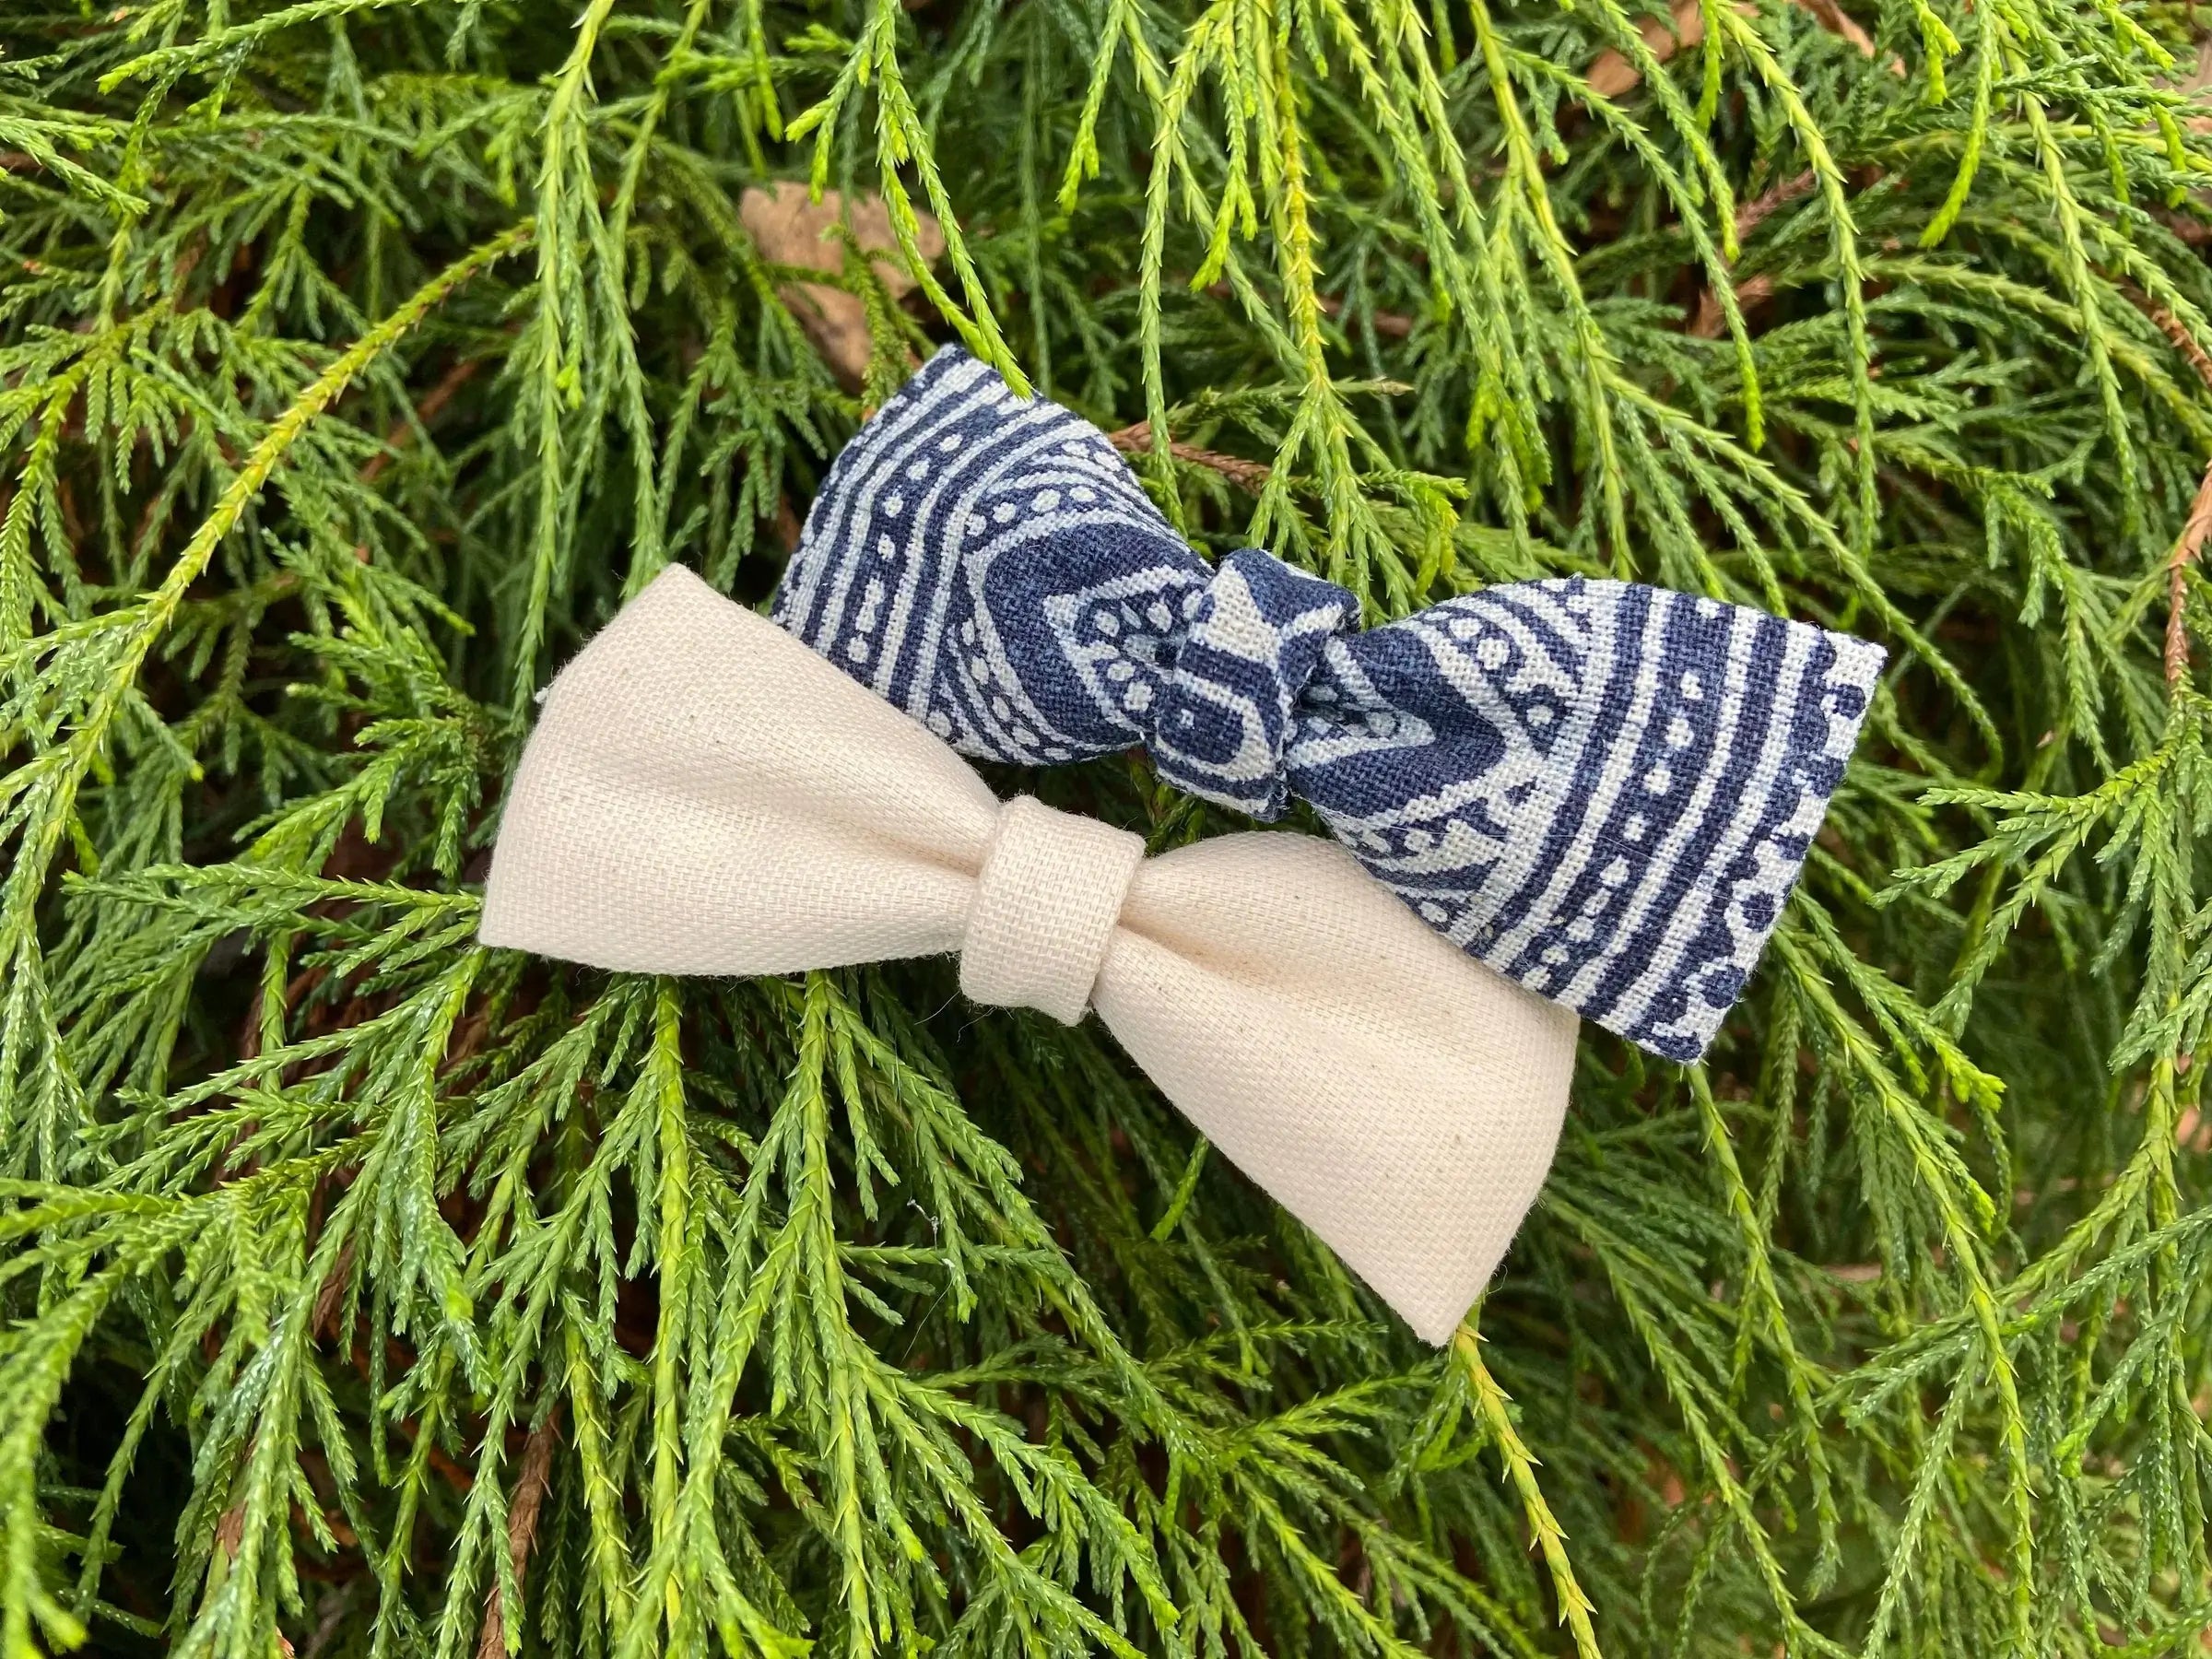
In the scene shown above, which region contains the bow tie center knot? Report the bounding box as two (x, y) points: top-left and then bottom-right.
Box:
(960, 796), (1145, 1025)
(1153, 549), (1355, 820)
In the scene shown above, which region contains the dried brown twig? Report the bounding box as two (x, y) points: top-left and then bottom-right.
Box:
(2125, 284), (2212, 397)
(1105, 420), (1273, 492)
(474, 1411), (562, 1659)
(1687, 171), (1816, 337)
(360, 357), (484, 486)
(2114, 285), (2212, 690)
(2166, 459), (2212, 689)
(1318, 293), (1414, 338)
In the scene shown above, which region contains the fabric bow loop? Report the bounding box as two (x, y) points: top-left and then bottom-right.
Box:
(483, 566), (1581, 1343)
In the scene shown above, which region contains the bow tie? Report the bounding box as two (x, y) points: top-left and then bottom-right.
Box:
(482, 567), (1579, 1343)
(773, 347), (1886, 1061)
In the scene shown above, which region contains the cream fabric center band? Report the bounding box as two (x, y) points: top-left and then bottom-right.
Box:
(960, 796), (1145, 1024)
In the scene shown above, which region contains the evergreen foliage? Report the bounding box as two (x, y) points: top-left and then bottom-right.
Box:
(0, 0), (2209, 1653)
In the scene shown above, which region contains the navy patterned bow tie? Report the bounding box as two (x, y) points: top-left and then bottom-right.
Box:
(772, 347), (1884, 1061)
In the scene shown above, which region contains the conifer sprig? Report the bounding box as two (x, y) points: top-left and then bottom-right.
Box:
(0, 0), (2207, 1654)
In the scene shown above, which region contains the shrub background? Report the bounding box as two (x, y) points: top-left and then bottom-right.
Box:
(1, 0), (2210, 1654)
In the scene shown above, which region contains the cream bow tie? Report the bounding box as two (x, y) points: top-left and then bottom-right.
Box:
(480, 567), (1578, 1343)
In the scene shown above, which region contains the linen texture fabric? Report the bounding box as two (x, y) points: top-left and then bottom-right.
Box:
(774, 347), (1888, 1060)
(482, 567), (1582, 1344)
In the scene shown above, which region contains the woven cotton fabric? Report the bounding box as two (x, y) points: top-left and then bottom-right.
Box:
(774, 347), (1888, 1061)
(959, 796), (1144, 1025)
(482, 567), (1581, 1343)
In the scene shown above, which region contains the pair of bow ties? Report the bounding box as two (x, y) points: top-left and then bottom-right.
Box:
(483, 347), (1881, 1343)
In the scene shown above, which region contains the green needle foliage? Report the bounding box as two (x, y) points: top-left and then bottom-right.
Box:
(0, 0), (2208, 1653)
